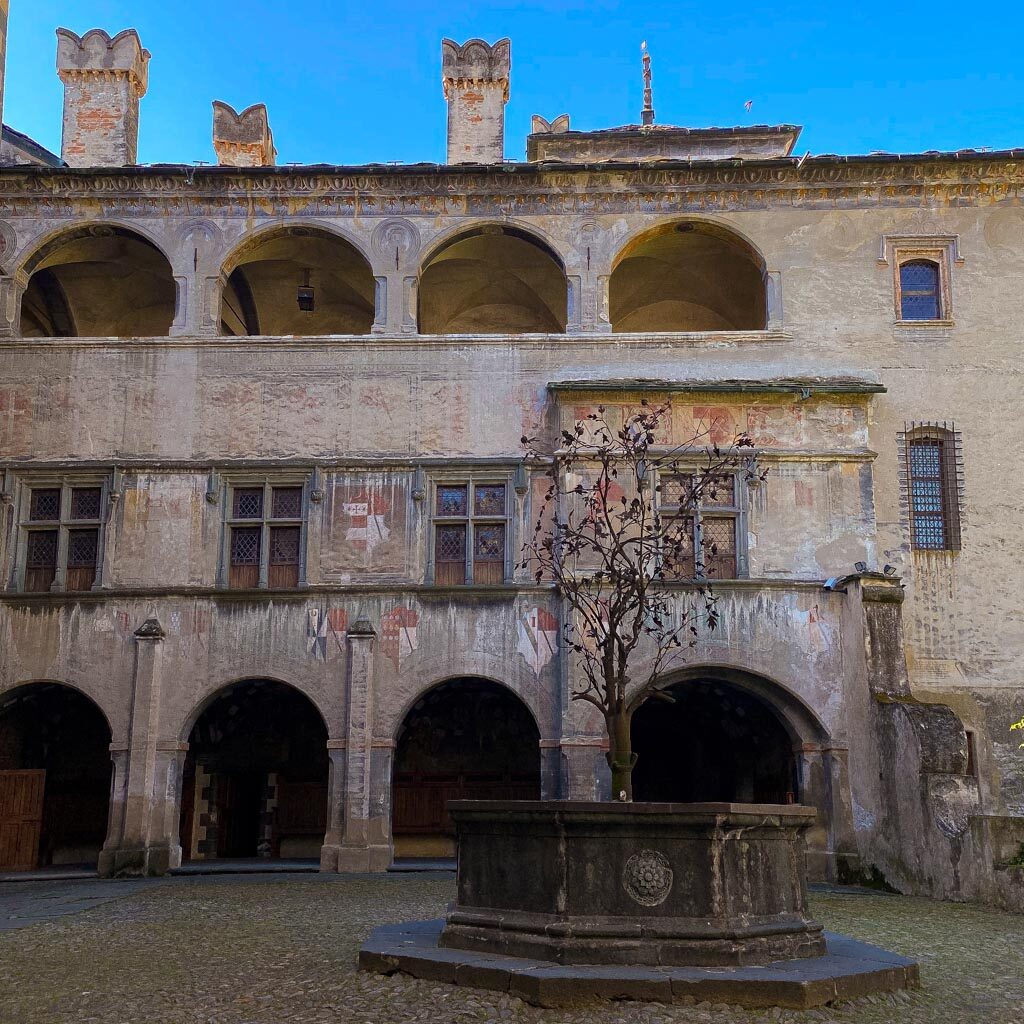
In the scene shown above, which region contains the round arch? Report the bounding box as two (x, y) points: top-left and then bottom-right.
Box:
(417, 222), (568, 334)
(610, 218), (767, 332)
(176, 674), (330, 745)
(178, 678), (329, 862)
(391, 676), (541, 858)
(630, 666), (829, 805)
(217, 222), (375, 336)
(17, 223), (176, 338)
(0, 677), (117, 736)
(0, 680), (114, 870)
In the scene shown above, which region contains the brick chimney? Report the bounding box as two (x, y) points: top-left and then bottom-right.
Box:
(441, 38), (509, 164)
(56, 28), (150, 167)
(212, 101), (276, 167)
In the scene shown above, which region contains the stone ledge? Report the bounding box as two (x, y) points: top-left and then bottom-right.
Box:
(359, 918), (920, 1010)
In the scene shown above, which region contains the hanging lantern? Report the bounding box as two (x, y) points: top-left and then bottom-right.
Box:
(297, 268), (314, 312)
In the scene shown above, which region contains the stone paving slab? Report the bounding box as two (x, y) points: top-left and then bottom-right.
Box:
(360, 917), (920, 1009)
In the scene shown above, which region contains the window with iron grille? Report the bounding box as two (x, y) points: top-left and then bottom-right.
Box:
(430, 478), (510, 585)
(21, 483), (105, 592)
(900, 423), (962, 551)
(657, 471), (745, 580)
(224, 481), (306, 589)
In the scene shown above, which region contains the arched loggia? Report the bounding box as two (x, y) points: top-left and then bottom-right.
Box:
(219, 226), (375, 336)
(631, 673), (817, 804)
(417, 225), (567, 333)
(391, 677), (541, 857)
(19, 225), (176, 337)
(178, 679), (328, 862)
(610, 220), (767, 332)
(0, 683), (113, 871)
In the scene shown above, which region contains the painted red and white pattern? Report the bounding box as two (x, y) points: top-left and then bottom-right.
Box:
(518, 606), (559, 676)
(343, 490), (391, 555)
(307, 607), (348, 660)
(381, 606), (419, 671)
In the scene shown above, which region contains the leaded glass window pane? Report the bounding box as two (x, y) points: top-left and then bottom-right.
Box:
(233, 488), (264, 519)
(474, 523), (505, 561)
(662, 515), (696, 578)
(436, 485), (468, 517)
(67, 528), (98, 567)
(660, 475), (693, 506)
(269, 526), (300, 565)
(70, 487), (102, 520)
(271, 486), (302, 519)
(474, 484), (506, 516)
(26, 530), (58, 567)
(701, 475), (736, 508)
(700, 516), (738, 579)
(29, 489), (60, 521)
(230, 526), (261, 565)
(900, 261), (941, 320)
(436, 524), (467, 561)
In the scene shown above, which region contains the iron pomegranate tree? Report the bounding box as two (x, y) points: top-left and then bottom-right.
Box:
(521, 401), (764, 801)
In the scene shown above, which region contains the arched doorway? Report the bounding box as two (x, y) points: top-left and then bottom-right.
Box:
(219, 227), (375, 336)
(392, 678), (540, 857)
(631, 677), (797, 803)
(19, 226), (176, 337)
(179, 680), (328, 862)
(610, 221), (766, 332)
(417, 225), (567, 333)
(0, 683), (112, 871)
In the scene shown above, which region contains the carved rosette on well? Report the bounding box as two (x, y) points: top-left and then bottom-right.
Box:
(623, 849), (674, 906)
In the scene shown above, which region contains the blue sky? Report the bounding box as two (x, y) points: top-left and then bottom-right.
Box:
(7, 1), (1024, 165)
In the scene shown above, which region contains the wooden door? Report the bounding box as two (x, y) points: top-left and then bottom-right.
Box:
(0, 770), (45, 871)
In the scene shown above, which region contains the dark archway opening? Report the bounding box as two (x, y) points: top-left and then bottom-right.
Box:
(20, 227), (176, 338)
(417, 226), (567, 334)
(179, 680), (328, 862)
(0, 684), (112, 871)
(392, 678), (541, 857)
(632, 679), (797, 803)
(610, 222), (766, 332)
(220, 228), (375, 336)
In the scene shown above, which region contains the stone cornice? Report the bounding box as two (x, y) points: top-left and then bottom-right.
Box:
(0, 154), (1020, 212)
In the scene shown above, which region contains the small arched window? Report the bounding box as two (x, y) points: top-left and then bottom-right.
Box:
(905, 427), (961, 551)
(899, 260), (942, 321)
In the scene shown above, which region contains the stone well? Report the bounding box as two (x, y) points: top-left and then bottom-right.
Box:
(438, 800), (827, 967)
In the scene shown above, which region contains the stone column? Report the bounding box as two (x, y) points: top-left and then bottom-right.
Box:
(0, 271), (27, 337)
(56, 28), (151, 167)
(441, 38), (510, 164)
(560, 738), (609, 801)
(98, 617), (172, 876)
(321, 618), (391, 872)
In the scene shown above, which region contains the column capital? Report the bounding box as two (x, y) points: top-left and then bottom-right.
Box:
(134, 617), (165, 640)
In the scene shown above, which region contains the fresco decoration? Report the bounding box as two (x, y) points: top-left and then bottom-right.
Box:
(381, 605), (419, 671)
(321, 472), (410, 579)
(307, 607), (348, 661)
(517, 606), (559, 677)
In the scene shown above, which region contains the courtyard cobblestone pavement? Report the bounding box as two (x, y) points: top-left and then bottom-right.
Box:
(0, 873), (1021, 1024)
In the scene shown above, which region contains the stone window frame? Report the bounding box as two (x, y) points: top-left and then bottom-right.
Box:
(425, 470), (515, 587)
(217, 473), (311, 590)
(12, 473), (111, 593)
(878, 234), (962, 326)
(654, 466), (750, 580)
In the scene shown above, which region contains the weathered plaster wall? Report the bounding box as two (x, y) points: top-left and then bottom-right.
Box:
(0, 159), (1021, 891)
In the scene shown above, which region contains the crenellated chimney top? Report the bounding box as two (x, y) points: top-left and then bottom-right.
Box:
(212, 101), (276, 167)
(56, 27), (150, 167)
(441, 37), (510, 164)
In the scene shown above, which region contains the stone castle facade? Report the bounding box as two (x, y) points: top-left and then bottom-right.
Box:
(0, 21), (1021, 908)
